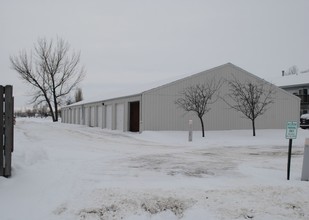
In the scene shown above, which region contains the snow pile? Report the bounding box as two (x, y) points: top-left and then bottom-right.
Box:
(0, 118), (309, 220)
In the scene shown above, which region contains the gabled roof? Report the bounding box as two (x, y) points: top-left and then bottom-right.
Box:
(66, 68), (195, 107)
(66, 63), (298, 108)
(66, 63), (235, 107)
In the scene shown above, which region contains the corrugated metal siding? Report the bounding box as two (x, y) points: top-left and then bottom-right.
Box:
(63, 109), (67, 123)
(74, 108), (78, 124)
(61, 64), (299, 132)
(66, 109), (69, 123)
(142, 64), (300, 131)
(70, 109), (73, 123)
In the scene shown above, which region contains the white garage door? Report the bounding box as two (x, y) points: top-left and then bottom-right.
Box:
(85, 107), (90, 126)
(90, 106), (95, 127)
(116, 103), (124, 131)
(98, 106), (103, 128)
(106, 105), (112, 129)
(79, 108), (83, 125)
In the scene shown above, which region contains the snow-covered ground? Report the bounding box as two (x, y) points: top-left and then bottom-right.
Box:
(1, 118), (309, 220)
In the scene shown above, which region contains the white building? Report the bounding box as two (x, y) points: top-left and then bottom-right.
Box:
(271, 71), (309, 115)
(61, 63), (300, 132)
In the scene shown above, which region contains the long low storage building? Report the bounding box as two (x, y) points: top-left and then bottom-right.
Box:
(61, 63), (300, 132)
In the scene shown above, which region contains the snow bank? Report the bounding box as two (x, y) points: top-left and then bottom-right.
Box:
(1, 118), (308, 220)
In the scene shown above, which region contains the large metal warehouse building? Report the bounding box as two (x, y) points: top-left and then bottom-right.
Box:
(61, 63), (300, 132)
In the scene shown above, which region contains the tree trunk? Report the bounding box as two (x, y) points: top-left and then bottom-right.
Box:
(54, 101), (58, 122)
(199, 116), (205, 137)
(252, 119), (256, 136)
(52, 81), (59, 122)
(47, 103), (56, 122)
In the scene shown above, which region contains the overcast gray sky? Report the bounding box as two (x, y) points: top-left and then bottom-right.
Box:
(1, 0), (308, 110)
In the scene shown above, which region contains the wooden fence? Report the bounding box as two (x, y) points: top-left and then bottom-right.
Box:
(1, 85), (14, 177)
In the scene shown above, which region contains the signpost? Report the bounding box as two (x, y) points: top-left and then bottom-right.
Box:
(285, 121), (298, 180)
(188, 120), (193, 142)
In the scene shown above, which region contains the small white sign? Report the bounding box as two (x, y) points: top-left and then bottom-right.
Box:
(286, 121), (298, 139)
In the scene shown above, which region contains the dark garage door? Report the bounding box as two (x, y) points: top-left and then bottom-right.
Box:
(129, 102), (140, 132)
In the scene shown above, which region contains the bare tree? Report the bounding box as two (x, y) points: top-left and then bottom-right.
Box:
(74, 87), (83, 103)
(287, 65), (298, 75)
(175, 78), (222, 137)
(10, 37), (85, 122)
(223, 76), (275, 136)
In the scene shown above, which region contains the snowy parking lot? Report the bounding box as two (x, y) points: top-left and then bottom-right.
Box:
(1, 118), (309, 220)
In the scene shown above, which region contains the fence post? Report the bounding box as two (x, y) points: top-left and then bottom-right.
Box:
(0, 86), (4, 176)
(3, 85), (14, 177)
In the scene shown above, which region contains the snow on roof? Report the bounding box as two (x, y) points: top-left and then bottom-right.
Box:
(269, 73), (309, 88)
(67, 63), (243, 108)
(68, 63), (298, 108)
(67, 70), (194, 107)
(66, 63), (241, 108)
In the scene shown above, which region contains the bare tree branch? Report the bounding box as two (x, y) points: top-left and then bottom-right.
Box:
(10, 37), (85, 122)
(222, 75), (275, 136)
(287, 65), (298, 75)
(175, 77), (222, 137)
